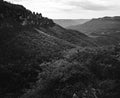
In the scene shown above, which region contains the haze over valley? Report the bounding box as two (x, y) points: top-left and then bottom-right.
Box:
(0, 0), (120, 98)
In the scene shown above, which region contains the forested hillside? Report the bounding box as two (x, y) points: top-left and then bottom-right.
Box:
(22, 45), (120, 98)
(0, 1), (94, 97)
(0, 0), (120, 98)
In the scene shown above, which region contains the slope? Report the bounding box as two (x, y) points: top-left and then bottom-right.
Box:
(0, 1), (77, 97)
(68, 16), (120, 36)
(38, 24), (97, 47)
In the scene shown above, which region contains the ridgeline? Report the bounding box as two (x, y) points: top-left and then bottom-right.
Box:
(0, 1), (120, 98)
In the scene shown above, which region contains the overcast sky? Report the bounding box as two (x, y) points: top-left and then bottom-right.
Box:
(6, 0), (120, 19)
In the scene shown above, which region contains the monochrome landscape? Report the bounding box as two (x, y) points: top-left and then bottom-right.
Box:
(0, 0), (120, 98)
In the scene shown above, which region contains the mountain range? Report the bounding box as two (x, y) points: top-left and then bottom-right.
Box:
(0, 0), (120, 98)
(68, 16), (120, 36)
(67, 16), (120, 46)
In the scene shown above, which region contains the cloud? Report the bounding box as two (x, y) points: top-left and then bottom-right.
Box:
(5, 0), (120, 19)
(6, 0), (119, 11)
(6, 0), (23, 2)
(67, 0), (116, 11)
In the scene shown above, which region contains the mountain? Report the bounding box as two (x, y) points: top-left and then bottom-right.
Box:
(68, 16), (120, 36)
(67, 16), (120, 46)
(0, 1), (73, 62)
(53, 19), (90, 27)
(0, 1), (94, 63)
(0, 1), (97, 97)
(1, 1), (120, 98)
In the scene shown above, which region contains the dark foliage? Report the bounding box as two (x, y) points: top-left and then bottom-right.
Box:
(22, 45), (120, 98)
(1, 1), (120, 98)
(0, 1), (55, 28)
(0, 1), (56, 97)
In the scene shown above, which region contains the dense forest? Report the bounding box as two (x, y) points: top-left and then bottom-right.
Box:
(21, 45), (120, 98)
(0, 0), (120, 98)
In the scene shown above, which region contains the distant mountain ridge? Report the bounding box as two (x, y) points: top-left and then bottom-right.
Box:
(68, 16), (120, 36)
(67, 16), (120, 46)
(53, 19), (90, 27)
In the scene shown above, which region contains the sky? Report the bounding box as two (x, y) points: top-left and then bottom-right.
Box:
(5, 0), (120, 19)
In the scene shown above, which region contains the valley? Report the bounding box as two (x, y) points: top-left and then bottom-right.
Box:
(0, 1), (120, 98)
